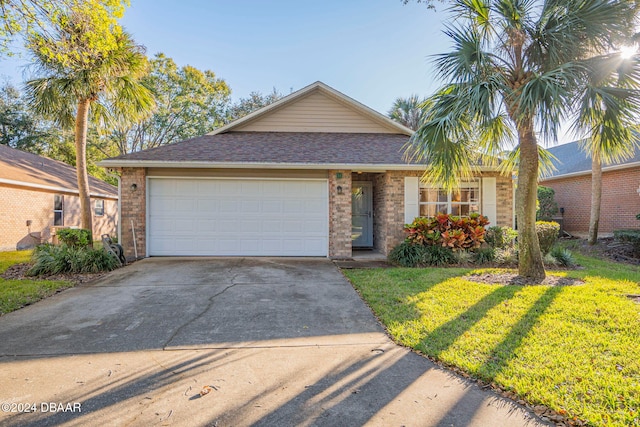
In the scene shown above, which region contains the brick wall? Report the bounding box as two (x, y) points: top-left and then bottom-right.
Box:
(0, 184), (117, 251)
(542, 167), (640, 234)
(119, 168), (147, 259)
(328, 170), (352, 258)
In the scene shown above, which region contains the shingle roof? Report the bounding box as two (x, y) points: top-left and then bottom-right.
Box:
(545, 140), (640, 178)
(0, 144), (118, 197)
(104, 132), (420, 166)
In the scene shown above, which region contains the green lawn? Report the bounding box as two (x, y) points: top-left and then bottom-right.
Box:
(344, 253), (640, 427)
(0, 250), (72, 315)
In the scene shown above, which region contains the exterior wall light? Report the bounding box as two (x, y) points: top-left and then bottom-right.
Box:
(337, 185), (343, 195)
(130, 183), (137, 191)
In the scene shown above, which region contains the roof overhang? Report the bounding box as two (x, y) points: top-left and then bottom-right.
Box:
(98, 160), (502, 173)
(540, 161), (640, 182)
(0, 177), (118, 199)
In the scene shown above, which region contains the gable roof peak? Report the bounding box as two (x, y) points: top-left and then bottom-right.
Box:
(210, 81), (413, 136)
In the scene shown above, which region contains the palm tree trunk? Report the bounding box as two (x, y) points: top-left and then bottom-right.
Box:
(75, 98), (93, 238)
(516, 122), (546, 281)
(588, 151), (602, 245)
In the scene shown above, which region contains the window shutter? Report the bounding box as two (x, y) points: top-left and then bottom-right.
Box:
(482, 177), (497, 226)
(404, 177), (419, 224)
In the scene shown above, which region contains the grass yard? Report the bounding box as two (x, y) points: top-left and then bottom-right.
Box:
(0, 250), (72, 315)
(344, 253), (640, 427)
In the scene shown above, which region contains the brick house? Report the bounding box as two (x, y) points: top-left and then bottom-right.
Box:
(100, 82), (514, 259)
(0, 144), (118, 251)
(540, 140), (640, 235)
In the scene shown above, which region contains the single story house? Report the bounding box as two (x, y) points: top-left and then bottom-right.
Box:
(0, 144), (118, 251)
(540, 140), (640, 235)
(100, 82), (514, 259)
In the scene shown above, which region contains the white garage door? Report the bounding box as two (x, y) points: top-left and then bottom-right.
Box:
(148, 178), (329, 256)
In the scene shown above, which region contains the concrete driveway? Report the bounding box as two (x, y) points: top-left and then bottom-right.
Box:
(0, 258), (546, 426)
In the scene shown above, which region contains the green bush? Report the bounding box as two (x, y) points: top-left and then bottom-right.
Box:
(422, 245), (457, 266)
(537, 186), (558, 220)
(27, 244), (119, 276)
(56, 228), (92, 248)
(495, 247), (518, 265)
(485, 226), (518, 249)
(388, 241), (428, 267)
(404, 213), (490, 251)
(474, 247), (496, 264)
(536, 221), (560, 255)
(613, 229), (640, 255)
(549, 246), (576, 267)
(388, 241), (457, 267)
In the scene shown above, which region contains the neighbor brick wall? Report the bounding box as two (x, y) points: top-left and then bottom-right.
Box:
(542, 167), (640, 234)
(0, 184), (117, 251)
(328, 170), (352, 258)
(119, 168), (147, 259)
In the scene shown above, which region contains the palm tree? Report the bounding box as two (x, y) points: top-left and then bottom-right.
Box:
(25, 8), (153, 234)
(577, 53), (640, 245)
(388, 95), (429, 131)
(407, 0), (639, 280)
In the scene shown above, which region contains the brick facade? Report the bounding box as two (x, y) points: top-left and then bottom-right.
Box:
(118, 167), (515, 259)
(119, 168), (147, 260)
(541, 167), (640, 234)
(328, 170), (352, 258)
(0, 184), (117, 251)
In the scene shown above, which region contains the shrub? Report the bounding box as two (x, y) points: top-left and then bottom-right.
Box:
(613, 229), (640, 255)
(495, 247), (518, 265)
(474, 247), (496, 264)
(549, 246), (576, 267)
(388, 241), (428, 267)
(536, 221), (560, 255)
(405, 213), (490, 251)
(388, 242), (457, 267)
(485, 226), (518, 249)
(537, 186), (558, 220)
(56, 228), (92, 248)
(422, 245), (457, 266)
(27, 244), (119, 276)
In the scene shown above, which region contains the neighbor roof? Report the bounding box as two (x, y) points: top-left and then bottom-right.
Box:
(100, 132), (423, 169)
(0, 144), (118, 198)
(543, 140), (640, 180)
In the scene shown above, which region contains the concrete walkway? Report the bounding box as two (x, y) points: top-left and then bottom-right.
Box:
(0, 258), (547, 426)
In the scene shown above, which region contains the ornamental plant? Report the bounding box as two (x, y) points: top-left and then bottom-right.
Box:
(404, 213), (489, 251)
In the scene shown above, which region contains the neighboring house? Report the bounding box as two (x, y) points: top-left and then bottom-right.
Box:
(0, 144), (118, 251)
(540, 140), (640, 235)
(100, 81), (514, 259)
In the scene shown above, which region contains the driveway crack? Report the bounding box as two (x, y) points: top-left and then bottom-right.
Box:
(162, 258), (245, 349)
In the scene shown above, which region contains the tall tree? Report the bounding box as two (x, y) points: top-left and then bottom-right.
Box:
(576, 53), (640, 245)
(25, 4), (153, 233)
(0, 0), (128, 56)
(226, 89), (283, 122)
(388, 95), (429, 131)
(407, 0), (639, 280)
(109, 53), (230, 154)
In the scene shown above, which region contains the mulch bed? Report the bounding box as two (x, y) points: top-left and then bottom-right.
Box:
(464, 272), (585, 286)
(570, 237), (640, 265)
(1, 263), (106, 285)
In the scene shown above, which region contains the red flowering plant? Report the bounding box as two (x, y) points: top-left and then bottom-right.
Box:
(404, 213), (489, 251)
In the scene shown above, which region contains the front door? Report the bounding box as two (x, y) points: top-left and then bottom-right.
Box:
(352, 181), (373, 247)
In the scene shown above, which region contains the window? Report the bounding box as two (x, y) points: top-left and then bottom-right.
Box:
(95, 199), (104, 216)
(419, 180), (480, 217)
(54, 195), (64, 226)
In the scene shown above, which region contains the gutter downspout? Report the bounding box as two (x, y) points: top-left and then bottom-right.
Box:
(105, 169), (122, 244)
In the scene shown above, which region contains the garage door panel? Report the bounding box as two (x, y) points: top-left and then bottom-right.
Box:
(148, 178), (328, 256)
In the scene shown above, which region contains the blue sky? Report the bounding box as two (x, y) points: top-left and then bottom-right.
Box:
(0, 0), (449, 115)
